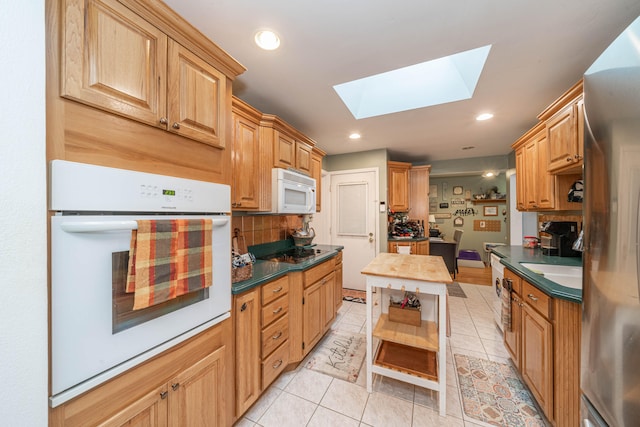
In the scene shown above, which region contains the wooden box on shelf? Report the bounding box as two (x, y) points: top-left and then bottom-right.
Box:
(388, 303), (421, 327)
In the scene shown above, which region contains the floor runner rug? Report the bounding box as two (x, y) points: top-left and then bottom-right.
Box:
(454, 354), (546, 427)
(342, 288), (366, 304)
(304, 330), (366, 383)
(448, 281), (467, 298)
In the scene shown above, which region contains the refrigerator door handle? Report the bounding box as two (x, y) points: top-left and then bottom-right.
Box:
(637, 189), (640, 295)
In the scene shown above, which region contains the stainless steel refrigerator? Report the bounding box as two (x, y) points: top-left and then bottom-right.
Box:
(582, 15), (640, 427)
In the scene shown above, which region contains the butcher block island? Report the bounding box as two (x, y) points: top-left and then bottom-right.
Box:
(361, 253), (452, 416)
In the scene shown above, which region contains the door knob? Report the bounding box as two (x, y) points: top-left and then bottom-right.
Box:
(369, 232), (374, 242)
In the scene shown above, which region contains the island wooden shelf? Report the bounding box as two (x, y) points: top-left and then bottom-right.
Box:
(373, 314), (439, 352)
(374, 341), (438, 381)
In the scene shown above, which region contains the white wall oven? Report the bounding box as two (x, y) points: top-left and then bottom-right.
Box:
(49, 161), (231, 407)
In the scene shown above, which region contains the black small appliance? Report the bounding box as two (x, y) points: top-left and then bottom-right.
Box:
(540, 221), (582, 257)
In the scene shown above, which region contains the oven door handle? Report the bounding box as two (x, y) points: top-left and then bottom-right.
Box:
(60, 217), (229, 233)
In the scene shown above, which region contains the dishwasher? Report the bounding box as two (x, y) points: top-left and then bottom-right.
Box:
(490, 253), (505, 332)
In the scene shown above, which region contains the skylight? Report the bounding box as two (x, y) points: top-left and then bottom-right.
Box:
(333, 45), (492, 119)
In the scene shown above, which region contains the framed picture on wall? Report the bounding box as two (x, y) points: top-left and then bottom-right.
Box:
(454, 216), (464, 227)
(453, 185), (463, 195)
(484, 206), (498, 216)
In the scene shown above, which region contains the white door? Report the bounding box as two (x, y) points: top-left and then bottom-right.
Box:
(330, 169), (378, 291)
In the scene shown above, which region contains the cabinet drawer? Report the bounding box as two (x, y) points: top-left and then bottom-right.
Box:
(335, 252), (343, 264)
(262, 314), (289, 357)
(262, 276), (289, 306)
(522, 281), (551, 319)
(262, 295), (289, 326)
(304, 259), (335, 288)
(262, 340), (289, 388)
(504, 268), (522, 295)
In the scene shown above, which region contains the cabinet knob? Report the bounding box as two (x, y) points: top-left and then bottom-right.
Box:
(160, 391), (168, 399)
(171, 382), (180, 391)
(574, 154), (583, 160)
(172, 122), (180, 129)
(527, 293), (538, 302)
(159, 117), (168, 125)
(240, 302), (247, 312)
(566, 157), (573, 162)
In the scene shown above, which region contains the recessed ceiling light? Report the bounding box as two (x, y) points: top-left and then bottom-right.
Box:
(476, 113), (494, 121)
(349, 133), (361, 140)
(483, 171), (495, 177)
(461, 146), (475, 150)
(254, 30), (280, 50)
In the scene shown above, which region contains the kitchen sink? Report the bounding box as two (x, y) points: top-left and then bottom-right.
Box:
(520, 263), (583, 289)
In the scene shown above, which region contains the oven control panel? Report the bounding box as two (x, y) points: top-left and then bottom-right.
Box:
(50, 160), (230, 213)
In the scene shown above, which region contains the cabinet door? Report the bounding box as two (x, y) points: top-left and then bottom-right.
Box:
(322, 272), (336, 331)
(388, 162), (411, 212)
(417, 240), (429, 255)
(409, 165), (431, 223)
(303, 281), (324, 353)
(296, 142), (312, 175)
(515, 147), (526, 211)
(232, 112), (260, 209)
(503, 270), (522, 370)
(535, 132), (556, 209)
(311, 151), (323, 212)
(97, 384), (168, 427)
(234, 290), (261, 416)
(334, 261), (343, 310)
(522, 303), (554, 419)
(523, 138), (539, 209)
(273, 131), (296, 169)
(547, 101), (578, 173)
(168, 346), (228, 427)
(167, 40), (227, 148)
(62, 0), (167, 127)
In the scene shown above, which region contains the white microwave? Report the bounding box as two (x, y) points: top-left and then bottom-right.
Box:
(272, 168), (316, 214)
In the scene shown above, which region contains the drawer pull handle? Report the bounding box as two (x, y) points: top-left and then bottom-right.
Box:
(171, 383), (180, 391)
(273, 286), (283, 293)
(527, 293), (538, 302)
(273, 307), (283, 314)
(160, 391), (168, 399)
(272, 359), (283, 369)
(240, 302), (247, 312)
(272, 331), (283, 340)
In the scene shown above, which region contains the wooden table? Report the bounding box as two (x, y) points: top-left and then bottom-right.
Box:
(361, 253), (452, 416)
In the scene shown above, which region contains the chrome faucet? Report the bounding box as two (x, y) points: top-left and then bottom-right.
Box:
(572, 229), (584, 252)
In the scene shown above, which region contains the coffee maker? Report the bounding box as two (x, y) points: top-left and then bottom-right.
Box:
(540, 221), (582, 257)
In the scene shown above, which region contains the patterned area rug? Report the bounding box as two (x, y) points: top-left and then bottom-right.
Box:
(454, 354), (546, 427)
(305, 330), (366, 382)
(448, 281), (467, 298)
(342, 288), (366, 304)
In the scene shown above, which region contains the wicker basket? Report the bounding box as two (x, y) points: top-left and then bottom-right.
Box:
(232, 263), (253, 283)
(231, 228), (253, 283)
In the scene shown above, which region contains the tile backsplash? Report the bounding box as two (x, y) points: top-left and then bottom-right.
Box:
(231, 214), (304, 248)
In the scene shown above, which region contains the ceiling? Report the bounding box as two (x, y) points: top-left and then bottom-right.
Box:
(164, 0), (640, 164)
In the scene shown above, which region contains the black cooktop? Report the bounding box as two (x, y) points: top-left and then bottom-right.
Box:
(259, 247), (327, 264)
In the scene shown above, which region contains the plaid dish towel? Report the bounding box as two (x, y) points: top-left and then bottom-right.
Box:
(126, 219), (213, 310)
(501, 283), (512, 332)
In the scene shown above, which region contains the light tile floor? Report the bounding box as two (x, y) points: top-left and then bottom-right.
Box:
(235, 283), (512, 427)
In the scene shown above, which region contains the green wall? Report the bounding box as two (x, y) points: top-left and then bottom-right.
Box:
(429, 174), (508, 263)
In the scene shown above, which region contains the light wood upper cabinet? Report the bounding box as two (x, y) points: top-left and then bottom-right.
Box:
(311, 147), (325, 212)
(540, 81), (583, 175)
(515, 146), (526, 211)
(388, 161), (411, 212)
(262, 114), (316, 176)
(409, 165), (431, 224)
(232, 98), (262, 210)
(62, 0), (227, 148)
(273, 131), (296, 169)
(167, 41), (226, 148)
(296, 141), (312, 175)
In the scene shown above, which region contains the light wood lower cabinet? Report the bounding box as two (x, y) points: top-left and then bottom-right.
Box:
(334, 251), (343, 311)
(503, 267), (581, 426)
(234, 287), (261, 417)
(50, 320), (233, 427)
(388, 240), (429, 255)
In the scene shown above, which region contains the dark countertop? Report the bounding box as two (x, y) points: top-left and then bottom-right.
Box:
(231, 244), (343, 295)
(387, 236), (429, 242)
(491, 245), (583, 303)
